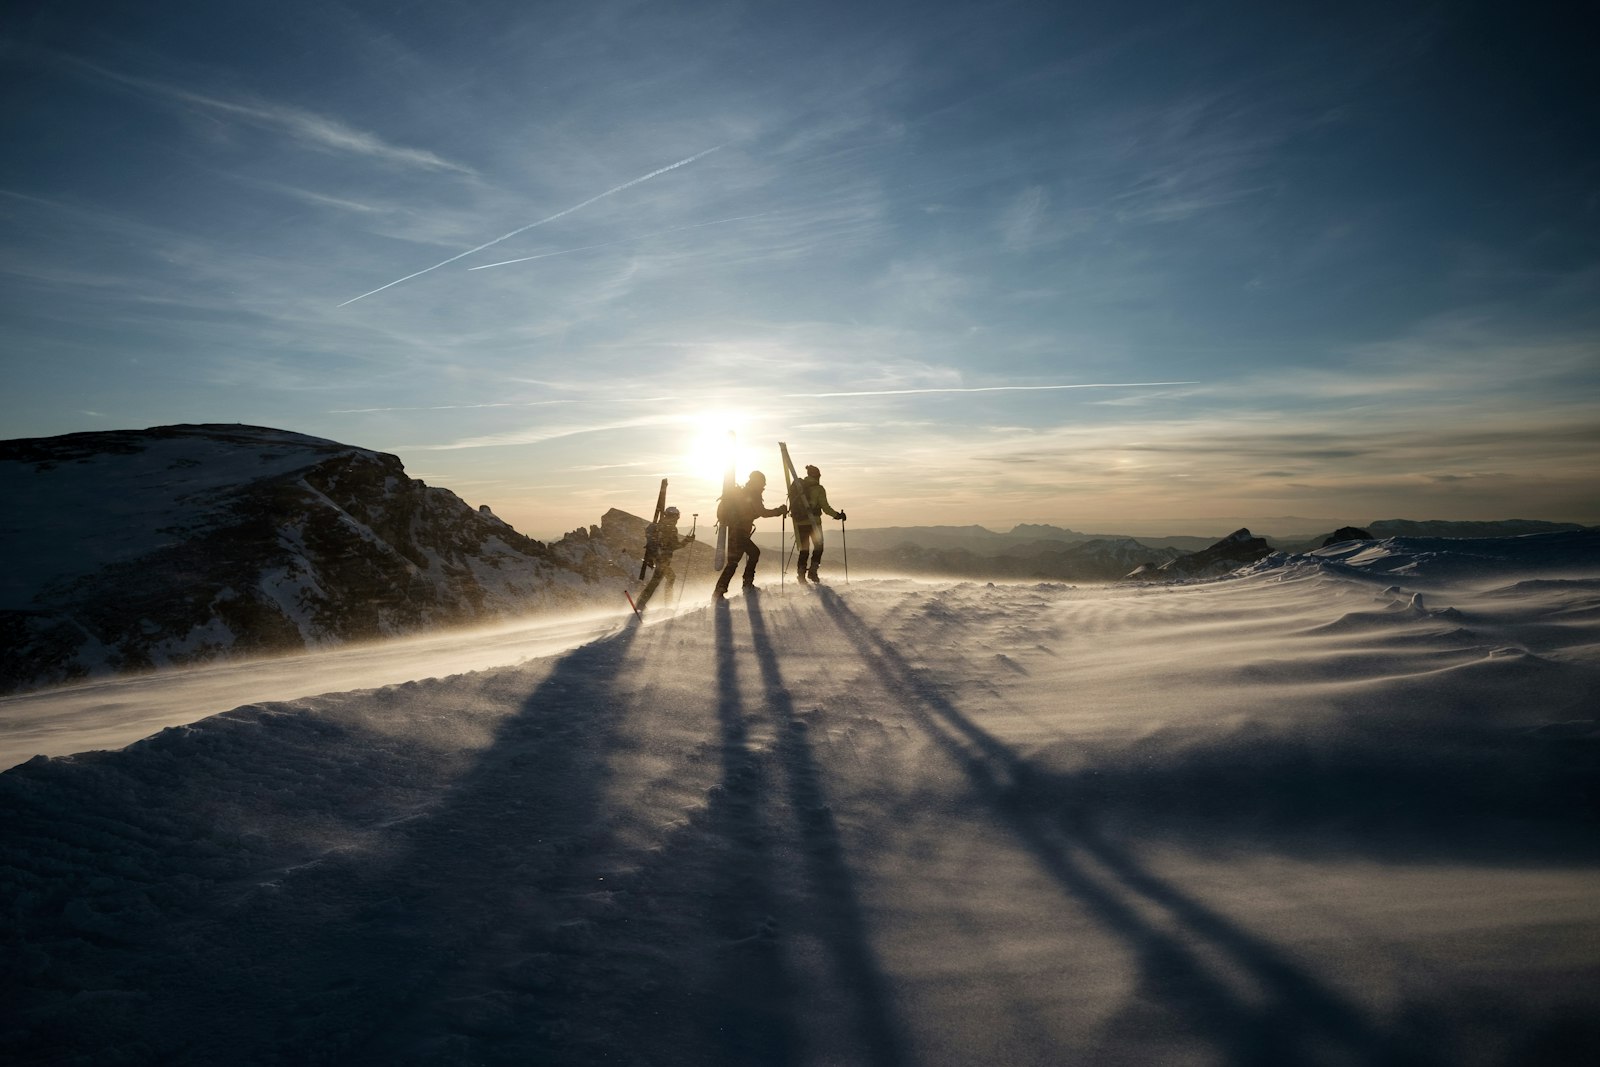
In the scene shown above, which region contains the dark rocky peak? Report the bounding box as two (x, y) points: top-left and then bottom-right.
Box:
(1123, 528), (1273, 581)
(1321, 526), (1374, 547)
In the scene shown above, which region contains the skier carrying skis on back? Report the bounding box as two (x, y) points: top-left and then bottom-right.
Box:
(712, 471), (787, 600)
(636, 507), (694, 610)
(792, 464), (846, 583)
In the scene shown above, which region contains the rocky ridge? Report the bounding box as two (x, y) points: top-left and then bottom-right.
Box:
(0, 425), (653, 693)
(1123, 528), (1276, 581)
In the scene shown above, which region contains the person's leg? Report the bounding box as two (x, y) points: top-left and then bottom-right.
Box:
(795, 525), (813, 581)
(713, 543), (741, 596)
(636, 570), (662, 608)
(742, 540), (762, 587)
(715, 533), (751, 596)
(808, 525), (826, 580)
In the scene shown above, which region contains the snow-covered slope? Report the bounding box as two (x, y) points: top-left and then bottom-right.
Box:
(1246, 527), (1600, 584)
(0, 424), (632, 693)
(2, 533), (1597, 1064)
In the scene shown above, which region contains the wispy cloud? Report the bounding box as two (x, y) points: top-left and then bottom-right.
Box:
(327, 400), (577, 414)
(403, 415), (672, 451)
(791, 381), (1200, 399)
(337, 145), (724, 306)
(71, 58), (474, 175)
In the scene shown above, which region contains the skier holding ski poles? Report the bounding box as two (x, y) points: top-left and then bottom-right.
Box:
(636, 507), (694, 610)
(712, 471), (787, 599)
(792, 464), (846, 584)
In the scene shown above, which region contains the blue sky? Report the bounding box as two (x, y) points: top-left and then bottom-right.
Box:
(2, 0), (1596, 538)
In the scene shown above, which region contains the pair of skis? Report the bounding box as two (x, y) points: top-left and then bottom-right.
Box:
(779, 440), (816, 591)
(628, 478), (669, 617)
(713, 430), (735, 571)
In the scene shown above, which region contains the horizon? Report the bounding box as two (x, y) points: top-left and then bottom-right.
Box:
(2, 2), (1597, 537)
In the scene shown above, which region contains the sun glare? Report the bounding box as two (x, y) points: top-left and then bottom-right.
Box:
(683, 415), (746, 488)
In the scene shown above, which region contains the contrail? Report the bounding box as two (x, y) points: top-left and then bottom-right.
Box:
(468, 213), (769, 270)
(791, 381), (1200, 398)
(337, 145), (723, 307)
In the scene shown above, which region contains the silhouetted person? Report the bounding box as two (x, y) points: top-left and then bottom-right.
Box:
(636, 506), (693, 610)
(713, 471), (787, 599)
(790, 463), (845, 583)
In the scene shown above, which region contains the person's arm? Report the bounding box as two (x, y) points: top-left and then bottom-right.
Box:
(815, 484), (842, 520)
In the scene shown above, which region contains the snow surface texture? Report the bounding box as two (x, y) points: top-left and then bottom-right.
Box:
(3, 533), (1598, 1065)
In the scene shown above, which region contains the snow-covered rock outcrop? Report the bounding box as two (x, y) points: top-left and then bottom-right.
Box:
(0, 424), (612, 692)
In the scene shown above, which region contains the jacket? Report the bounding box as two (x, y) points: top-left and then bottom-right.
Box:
(729, 484), (786, 533)
(793, 475), (842, 525)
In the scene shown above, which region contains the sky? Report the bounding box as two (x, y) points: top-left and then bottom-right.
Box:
(1, 0), (1596, 540)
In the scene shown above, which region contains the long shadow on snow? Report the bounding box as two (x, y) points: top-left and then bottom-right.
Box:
(508, 595), (906, 1067)
(815, 586), (1437, 1067)
(0, 617), (659, 1065)
(293, 617), (655, 1064)
(357, 604), (833, 1066)
(744, 593), (909, 1067)
(671, 598), (801, 1065)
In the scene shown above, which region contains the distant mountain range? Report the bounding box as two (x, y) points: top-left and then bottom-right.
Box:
(760, 518), (1592, 583)
(824, 524), (1221, 553)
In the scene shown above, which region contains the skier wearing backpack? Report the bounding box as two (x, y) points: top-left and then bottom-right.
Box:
(636, 507), (694, 610)
(791, 464), (846, 584)
(712, 471), (787, 599)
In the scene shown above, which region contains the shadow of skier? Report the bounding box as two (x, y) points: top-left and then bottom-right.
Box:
(744, 594), (910, 1067)
(693, 597), (803, 1065)
(813, 586), (1435, 1067)
(342, 619), (652, 1062)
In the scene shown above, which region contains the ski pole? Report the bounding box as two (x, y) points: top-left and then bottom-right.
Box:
(841, 515), (849, 584)
(676, 514), (698, 611)
(780, 510), (787, 591)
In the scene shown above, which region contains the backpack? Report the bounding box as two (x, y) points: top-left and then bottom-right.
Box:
(643, 521), (661, 567)
(787, 478), (811, 523)
(716, 485), (750, 527)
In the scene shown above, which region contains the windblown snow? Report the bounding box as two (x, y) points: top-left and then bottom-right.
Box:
(3, 532), (1598, 1065)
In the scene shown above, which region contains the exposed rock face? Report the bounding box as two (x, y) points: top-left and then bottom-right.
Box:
(1123, 528), (1274, 581)
(0, 424), (613, 693)
(1321, 526), (1374, 547)
(549, 508), (715, 581)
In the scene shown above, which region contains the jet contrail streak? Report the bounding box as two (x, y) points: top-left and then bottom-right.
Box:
(337, 145), (723, 307)
(792, 382), (1201, 398)
(468, 213), (769, 270)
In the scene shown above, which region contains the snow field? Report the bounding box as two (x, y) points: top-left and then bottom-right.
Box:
(3, 542), (1598, 1064)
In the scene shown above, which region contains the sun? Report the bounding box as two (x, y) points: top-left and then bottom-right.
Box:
(683, 414), (746, 489)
